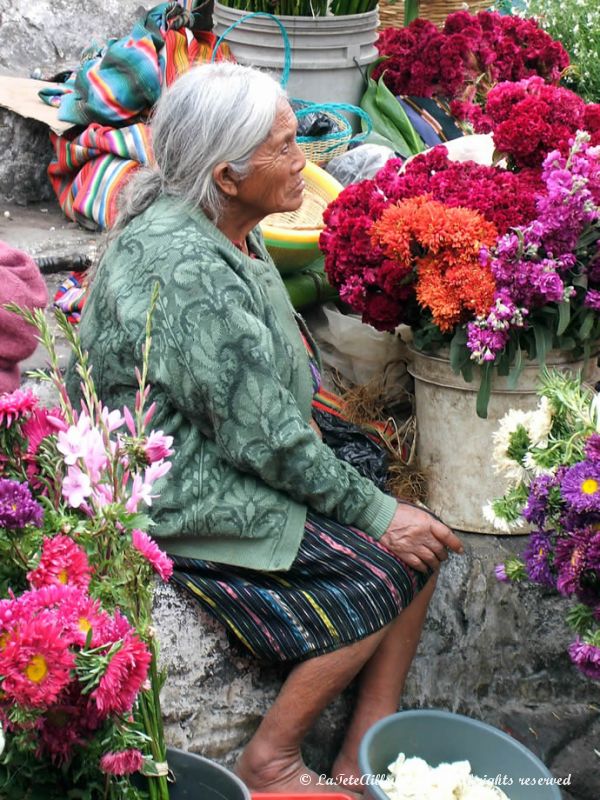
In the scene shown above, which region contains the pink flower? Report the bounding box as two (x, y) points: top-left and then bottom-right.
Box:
(100, 406), (125, 432)
(90, 632), (151, 716)
(100, 748), (144, 776)
(21, 406), (65, 483)
(0, 388), (38, 427)
(27, 535), (92, 592)
(0, 614), (75, 708)
(80, 427), (108, 482)
(37, 685), (102, 765)
(145, 459), (171, 485)
(125, 474), (153, 513)
(132, 529), (173, 581)
(144, 430), (174, 463)
(62, 466), (93, 508)
(57, 416), (91, 465)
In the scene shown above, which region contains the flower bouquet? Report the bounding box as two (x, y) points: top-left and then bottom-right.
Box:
(0, 289), (176, 799)
(374, 10), (570, 121)
(320, 115), (600, 416)
(489, 369), (600, 680)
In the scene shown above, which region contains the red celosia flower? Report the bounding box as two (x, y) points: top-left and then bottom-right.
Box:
(0, 388), (38, 428)
(0, 614), (75, 708)
(132, 529), (173, 581)
(100, 748), (144, 776)
(27, 535), (92, 592)
(375, 10), (569, 104)
(370, 196), (498, 332)
(90, 632), (151, 716)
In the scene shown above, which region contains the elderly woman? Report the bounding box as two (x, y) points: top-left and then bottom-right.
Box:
(67, 62), (462, 794)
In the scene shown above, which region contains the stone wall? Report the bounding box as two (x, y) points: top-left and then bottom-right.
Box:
(154, 534), (599, 800)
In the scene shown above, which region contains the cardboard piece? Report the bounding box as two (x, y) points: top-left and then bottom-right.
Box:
(0, 75), (75, 135)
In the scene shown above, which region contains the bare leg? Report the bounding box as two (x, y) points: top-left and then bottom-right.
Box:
(331, 571), (438, 783)
(236, 625), (391, 794)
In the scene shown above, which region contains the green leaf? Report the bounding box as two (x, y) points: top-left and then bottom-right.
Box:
(374, 75), (425, 155)
(476, 364), (493, 419)
(507, 347), (523, 389)
(533, 323), (553, 365)
(579, 310), (595, 341)
(557, 301), (571, 336)
(448, 327), (469, 374)
(360, 77), (412, 157)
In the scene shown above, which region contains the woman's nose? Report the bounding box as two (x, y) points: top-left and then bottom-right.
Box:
(292, 141), (306, 173)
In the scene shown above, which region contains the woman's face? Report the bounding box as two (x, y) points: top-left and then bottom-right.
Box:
(235, 100), (306, 219)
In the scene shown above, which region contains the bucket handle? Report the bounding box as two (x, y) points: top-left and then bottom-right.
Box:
(211, 12), (291, 89)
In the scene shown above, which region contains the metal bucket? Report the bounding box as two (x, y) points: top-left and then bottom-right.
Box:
(407, 348), (596, 534)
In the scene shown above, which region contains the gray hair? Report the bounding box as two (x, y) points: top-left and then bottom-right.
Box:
(115, 62), (286, 229)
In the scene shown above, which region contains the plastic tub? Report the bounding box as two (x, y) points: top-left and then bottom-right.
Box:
(358, 709), (562, 800)
(260, 160), (342, 274)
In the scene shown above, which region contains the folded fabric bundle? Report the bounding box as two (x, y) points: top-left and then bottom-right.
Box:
(40, 3), (231, 231)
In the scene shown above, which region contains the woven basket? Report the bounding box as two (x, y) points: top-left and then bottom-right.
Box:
(378, 0), (491, 29)
(294, 101), (372, 166)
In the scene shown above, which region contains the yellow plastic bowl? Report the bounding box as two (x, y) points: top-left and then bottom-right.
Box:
(260, 160), (343, 274)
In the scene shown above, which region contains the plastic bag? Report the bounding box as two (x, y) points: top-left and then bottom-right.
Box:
(325, 143), (395, 187)
(296, 111), (341, 138)
(312, 408), (390, 491)
(304, 302), (411, 390)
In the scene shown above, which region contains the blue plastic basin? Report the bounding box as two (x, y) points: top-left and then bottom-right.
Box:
(358, 709), (562, 800)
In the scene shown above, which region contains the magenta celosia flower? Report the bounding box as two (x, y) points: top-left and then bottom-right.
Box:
(27, 535), (92, 592)
(560, 462), (600, 514)
(100, 748), (144, 776)
(132, 529), (173, 581)
(144, 430), (174, 463)
(0, 614), (75, 708)
(0, 387), (38, 427)
(0, 478), (43, 530)
(90, 632), (151, 716)
(568, 637), (600, 679)
(62, 465), (93, 509)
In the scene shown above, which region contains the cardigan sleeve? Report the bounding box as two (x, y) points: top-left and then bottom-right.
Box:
(150, 251), (396, 541)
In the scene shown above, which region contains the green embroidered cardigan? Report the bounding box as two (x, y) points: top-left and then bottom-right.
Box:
(66, 196), (397, 571)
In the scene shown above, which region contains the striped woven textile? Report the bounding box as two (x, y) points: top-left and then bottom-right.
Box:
(48, 123), (152, 231)
(42, 2), (232, 231)
(171, 511), (429, 662)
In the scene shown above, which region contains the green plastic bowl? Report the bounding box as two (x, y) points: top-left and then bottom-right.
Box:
(358, 709), (562, 800)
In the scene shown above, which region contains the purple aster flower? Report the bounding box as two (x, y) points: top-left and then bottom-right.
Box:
(523, 474), (554, 526)
(0, 478), (43, 530)
(585, 434), (600, 462)
(554, 528), (600, 597)
(568, 637), (600, 679)
(560, 461), (600, 513)
(523, 530), (556, 588)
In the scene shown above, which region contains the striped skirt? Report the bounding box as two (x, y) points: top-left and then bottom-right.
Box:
(171, 511), (431, 663)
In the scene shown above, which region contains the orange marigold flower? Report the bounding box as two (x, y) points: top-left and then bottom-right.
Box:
(370, 196), (498, 332)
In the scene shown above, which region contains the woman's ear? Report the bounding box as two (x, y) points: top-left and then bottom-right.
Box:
(213, 162), (239, 198)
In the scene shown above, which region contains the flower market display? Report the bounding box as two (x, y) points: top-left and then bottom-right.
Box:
(0, 293), (175, 799)
(321, 9), (600, 417)
(489, 369), (600, 681)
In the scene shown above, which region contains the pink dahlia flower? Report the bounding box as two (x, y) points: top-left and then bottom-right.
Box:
(132, 529), (173, 581)
(100, 748), (144, 776)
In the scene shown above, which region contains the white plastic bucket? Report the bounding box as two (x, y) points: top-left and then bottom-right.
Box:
(407, 348), (597, 534)
(212, 4), (379, 107)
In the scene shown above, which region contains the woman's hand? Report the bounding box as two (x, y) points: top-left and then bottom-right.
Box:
(379, 502), (463, 573)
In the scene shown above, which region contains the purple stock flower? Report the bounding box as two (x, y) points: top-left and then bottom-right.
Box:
(560, 461), (600, 513)
(523, 530), (555, 587)
(584, 289), (600, 311)
(568, 637), (600, 679)
(0, 478), (43, 530)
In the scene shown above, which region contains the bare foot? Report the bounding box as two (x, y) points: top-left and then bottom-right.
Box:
(236, 744), (361, 796)
(331, 751), (365, 790)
